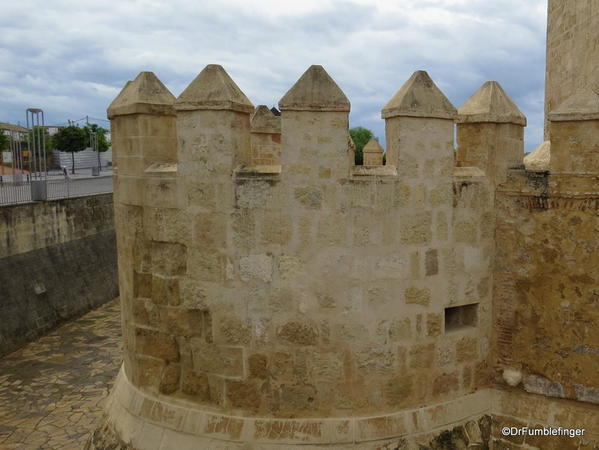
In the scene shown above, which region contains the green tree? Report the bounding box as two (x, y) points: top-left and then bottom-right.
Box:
(52, 126), (87, 174)
(349, 126), (378, 165)
(0, 132), (8, 169)
(0, 132), (8, 152)
(83, 124), (110, 152)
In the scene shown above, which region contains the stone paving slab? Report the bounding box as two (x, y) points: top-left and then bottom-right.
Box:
(0, 299), (121, 449)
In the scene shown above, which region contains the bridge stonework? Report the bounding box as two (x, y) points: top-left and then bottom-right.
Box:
(88, 2), (599, 447)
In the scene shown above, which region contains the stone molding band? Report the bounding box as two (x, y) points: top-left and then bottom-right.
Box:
(104, 365), (491, 447)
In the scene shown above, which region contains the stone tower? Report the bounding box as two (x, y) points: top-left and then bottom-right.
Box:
(89, 3), (599, 448)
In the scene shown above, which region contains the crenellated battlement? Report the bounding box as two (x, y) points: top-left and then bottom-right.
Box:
(108, 64), (526, 196)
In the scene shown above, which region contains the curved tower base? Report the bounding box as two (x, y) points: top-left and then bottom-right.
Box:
(87, 366), (495, 449)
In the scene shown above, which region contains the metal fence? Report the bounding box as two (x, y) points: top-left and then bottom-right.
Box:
(0, 175), (113, 206)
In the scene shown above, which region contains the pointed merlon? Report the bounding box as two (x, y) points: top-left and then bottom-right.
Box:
(107, 72), (175, 118)
(548, 87), (599, 122)
(381, 70), (456, 120)
(524, 141), (550, 171)
(279, 65), (350, 112)
(363, 139), (384, 154)
(458, 81), (526, 126)
(251, 105), (281, 134)
(363, 138), (384, 166)
(175, 64), (254, 113)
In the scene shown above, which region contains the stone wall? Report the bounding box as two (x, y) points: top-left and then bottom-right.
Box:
(545, 0), (599, 137)
(493, 171), (599, 406)
(0, 194), (118, 356)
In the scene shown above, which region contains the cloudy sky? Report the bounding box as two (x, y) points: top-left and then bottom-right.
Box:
(1, 0), (547, 151)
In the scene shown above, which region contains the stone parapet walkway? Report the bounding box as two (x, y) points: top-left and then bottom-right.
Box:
(0, 299), (121, 449)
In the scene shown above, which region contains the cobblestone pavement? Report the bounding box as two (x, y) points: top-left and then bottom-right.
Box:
(0, 299), (122, 449)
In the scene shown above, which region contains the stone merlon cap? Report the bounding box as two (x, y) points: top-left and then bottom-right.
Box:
(363, 139), (383, 154)
(175, 64), (254, 113)
(548, 87), (599, 122)
(381, 70), (456, 120)
(524, 140), (550, 171)
(279, 65), (350, 112)
(107, 72), (176, 119)
(457, 81), (526, 126)
(251, 105), (281, 134)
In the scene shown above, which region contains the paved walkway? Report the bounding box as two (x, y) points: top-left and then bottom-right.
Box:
(0, 300), (121, 449)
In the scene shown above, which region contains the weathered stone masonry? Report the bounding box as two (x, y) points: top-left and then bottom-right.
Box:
(92, 2), (599, 447)
(0, 194), (118, 356)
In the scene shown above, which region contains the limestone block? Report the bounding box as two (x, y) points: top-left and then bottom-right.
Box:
(158, 307), (204, 338)
(159, 364), (181, 394)
(356, 414), (408, 442)
(383, 376), (414, 408)
(218, 316), (251, 345)
(135, 328), (180, 362)
(312, 351), (344, 381)
(432, 372), (460, 397)
(134, 271), (153, 298)
(230, 209), (256, 252)
(226, 379), (262, 410)
(239, 254), (273, 282)
(390, 184), (409, 208)
(425, 249), (438, 276)
(150, 241), (187, 276)
(194, 212), (227, 250)
(426, 313), (442, 337)
(428, 183), (453, 207)
(279, 384), (318, 411)
(187, 251), (224, 282)
(260, 213), (293, 246)
(293, 186), (323, 209)
(453, 221), (478, 245)
(189, 340), (244, 378)
(356, 346), (396, 375)
(248, 353), (268, 379)
(277, 255), (305, 281)
(523, 375), (565, 398)
(180, 369), (210, 399)
(277, 321), (319, 345)
(400, 212), (432, 244)
(574, 384), (599, 404)
(389, 318), (412, 341)
(143, 207), (190, 244)
(235, 180), (274, 209)
(203, 413), (243, 439)
(405, 287), (431, 306)
(456, 337), (478, 362)
(186, 182), (216, 208)
(151, 275), (180, 306)
(409, 343), (435, 369)
(136, 356), (165, 390)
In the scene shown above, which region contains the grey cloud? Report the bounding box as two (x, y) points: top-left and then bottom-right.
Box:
(1, 0), (546, 150)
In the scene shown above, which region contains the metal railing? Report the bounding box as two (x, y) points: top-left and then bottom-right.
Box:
(0, 174), (113, 206)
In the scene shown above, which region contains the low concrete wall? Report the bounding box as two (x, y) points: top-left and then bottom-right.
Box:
(0, 194), (118, 356)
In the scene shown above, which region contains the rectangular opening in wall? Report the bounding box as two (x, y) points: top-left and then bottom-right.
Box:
(444, 303), (478, 333)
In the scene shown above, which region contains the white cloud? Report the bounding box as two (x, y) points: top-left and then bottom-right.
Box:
(1, 0), (547, 149)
